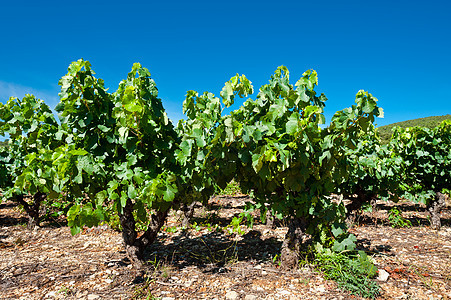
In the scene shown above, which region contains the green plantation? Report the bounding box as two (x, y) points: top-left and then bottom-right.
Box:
(0, 60), (450, 299)
(377, 114), (451, 144)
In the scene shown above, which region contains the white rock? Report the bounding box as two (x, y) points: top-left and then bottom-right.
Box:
(377, 269), (390, 282)
(87, 295), (100, 300)
(278, 290), (291, 296)
(225, 290), (240, 300)
(254, 265), (262, 269)
(46, 291), (56, 298)
(245, 295), (258, 300)
(316, 285), (326, 293)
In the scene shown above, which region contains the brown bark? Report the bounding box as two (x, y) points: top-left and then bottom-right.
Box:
(346, 187), (376, 214)
(180, 202), (196, 227)
(119, 198), (169, 269)
(345, 187), (376, 226)
(15, 192), (46, 230)
(280, 217), (307, 270)
(265, 209), (275, 229)
(427, 192), (446, 230)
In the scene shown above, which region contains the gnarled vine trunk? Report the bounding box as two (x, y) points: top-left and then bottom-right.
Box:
(345, 188), (377, 226)
(119, 198), (169, 269)
(346, 188), (376, 214)
(280, 217), (307, 270)
(265, 209), (275, 229)
(428, 192), (446, 230)
(15, 192), (46, 230)
(180, 201), (196, 227)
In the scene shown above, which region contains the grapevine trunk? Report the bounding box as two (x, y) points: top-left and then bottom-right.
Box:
(15, 192), (46, 230)
(265, 209), (275, 229)
(180, 202), (196, 227)
(280, 217), (307, 270)
(345, 188), (377, 225)
(348, 188), (376, 213)
(119, 198), (169, 269)
(428, 192), (446, 230)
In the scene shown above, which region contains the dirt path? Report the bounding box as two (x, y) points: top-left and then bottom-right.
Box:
(1, 197), (450, 299)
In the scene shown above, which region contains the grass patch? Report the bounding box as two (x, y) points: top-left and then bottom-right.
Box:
(315, 249), (380, 299)
(387, 207), (412, 228)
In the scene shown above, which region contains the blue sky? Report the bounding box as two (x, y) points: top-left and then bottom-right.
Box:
(1, 0), (449, 126)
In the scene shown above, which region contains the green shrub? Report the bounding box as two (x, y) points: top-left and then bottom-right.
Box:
(315, 249), (380, 299)
(387, 207), (412, 228)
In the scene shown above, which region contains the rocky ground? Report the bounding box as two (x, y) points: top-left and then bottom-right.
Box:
(0, 196), (450, 300)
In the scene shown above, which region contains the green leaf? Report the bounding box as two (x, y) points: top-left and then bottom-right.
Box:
(70, 226), (81, 236)
(95, 191), (107, 207)
(331, 225), (344, 237)
(120, 192), (127, 208)
(118, 127), (128, 139)
(128, 184), (137, 199)
(252, 153), (263, 172)
(97, 125), (109, 132)
(332, 234), (357, 252)
(163, 184), (177, 202)
(69, 149), (88, 156)
(179, 140), (192, 157)
(286, 113), (299, 134)
(77, 156), (94, 175)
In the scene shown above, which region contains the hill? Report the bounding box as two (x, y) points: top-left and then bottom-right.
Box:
(377, 114), (451, 144)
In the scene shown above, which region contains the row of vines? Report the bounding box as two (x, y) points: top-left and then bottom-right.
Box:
(0, 60), (449, 279)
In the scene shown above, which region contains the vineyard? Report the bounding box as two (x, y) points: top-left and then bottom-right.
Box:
(0, 60), (450, 299)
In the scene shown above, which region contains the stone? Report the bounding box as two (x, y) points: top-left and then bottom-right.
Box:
(225, 290), (240, 300)
(278, 290), (291, 296)
(45, 291), (56, 298)
(377, 269), (390, 282)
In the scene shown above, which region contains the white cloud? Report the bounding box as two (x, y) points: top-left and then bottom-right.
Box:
(0, 80), (59, 109)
